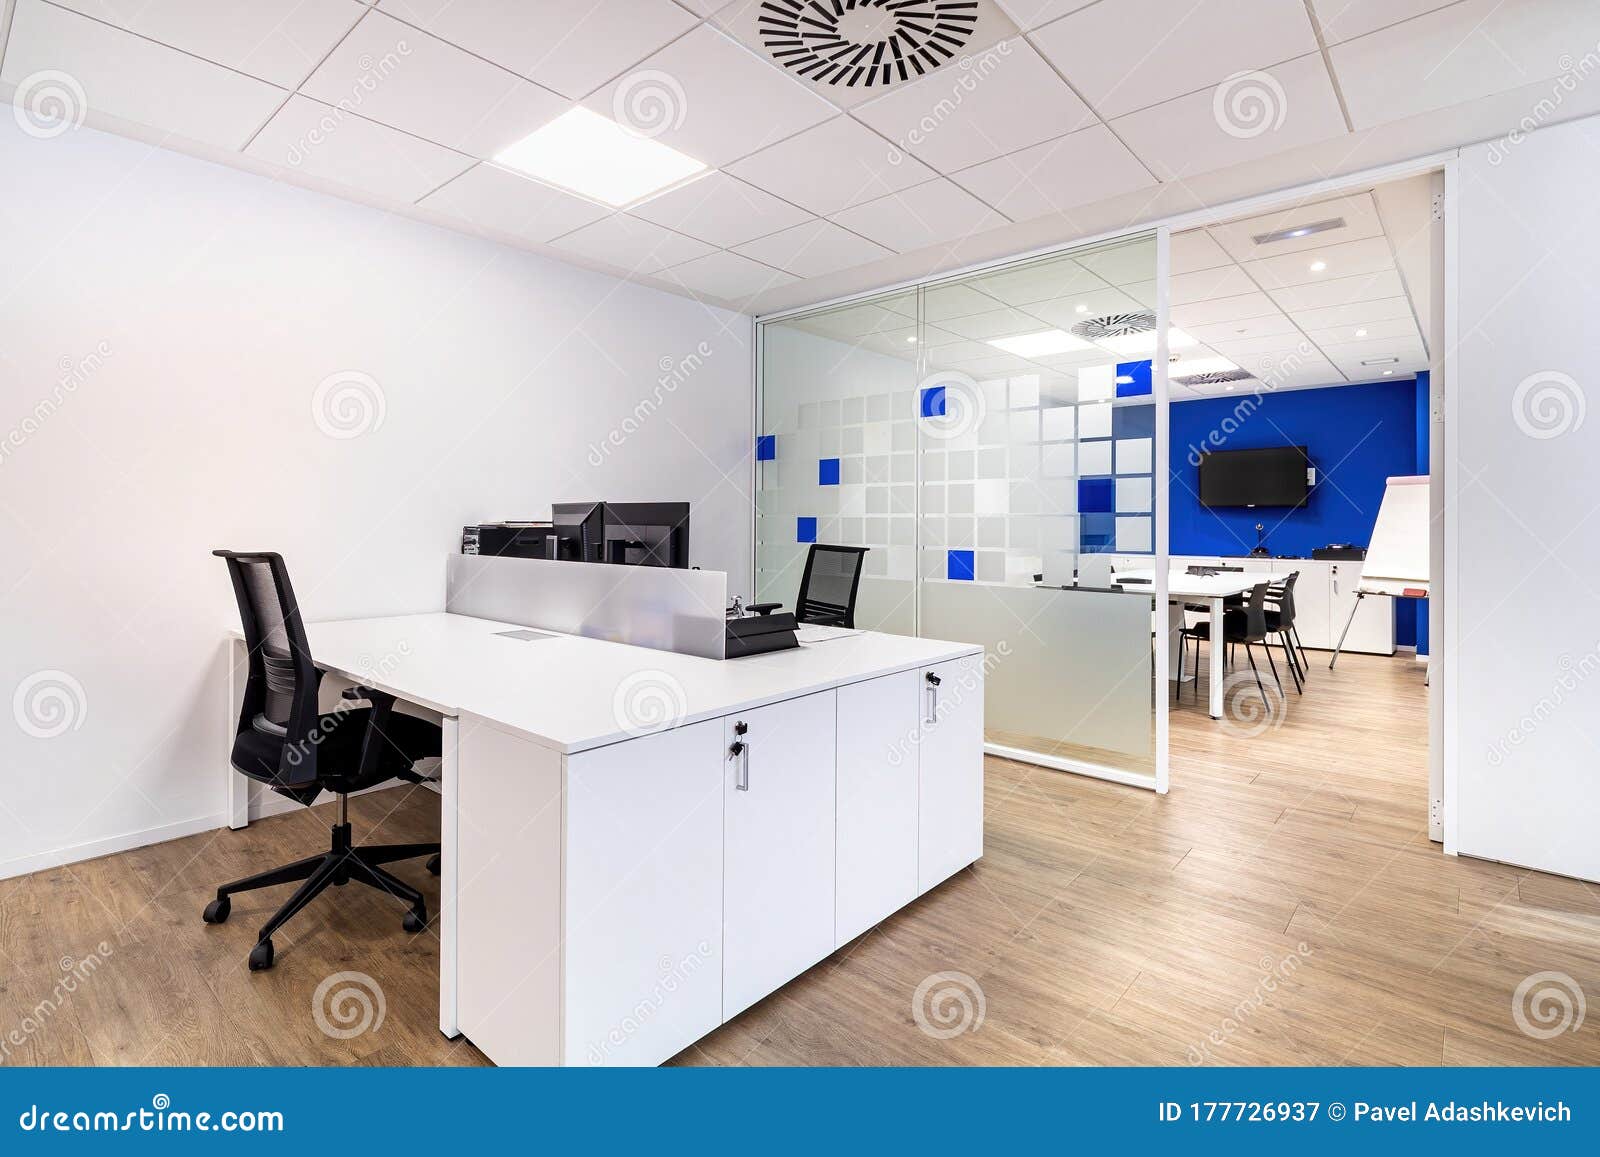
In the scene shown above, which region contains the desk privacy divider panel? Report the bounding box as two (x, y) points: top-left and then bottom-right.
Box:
(445, 554), (727, 659)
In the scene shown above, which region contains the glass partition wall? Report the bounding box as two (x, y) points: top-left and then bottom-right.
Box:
(756, 233), (1168, 789)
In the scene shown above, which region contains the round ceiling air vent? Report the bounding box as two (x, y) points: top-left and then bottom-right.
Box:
(1070, 310), (1157, 342)
(758, 0), (979, 88)
(1176, 369), (1256, 386)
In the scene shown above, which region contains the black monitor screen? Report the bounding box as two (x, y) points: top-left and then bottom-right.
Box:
(1198, 446), (1310, 508)
(603, 502), (690, 568)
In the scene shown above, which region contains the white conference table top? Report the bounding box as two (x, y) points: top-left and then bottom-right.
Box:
(1111, 568), (1278, 599)
(233, 612), (982, 755)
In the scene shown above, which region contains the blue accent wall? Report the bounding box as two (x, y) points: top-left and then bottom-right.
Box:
(1170, 378), (1425, 647)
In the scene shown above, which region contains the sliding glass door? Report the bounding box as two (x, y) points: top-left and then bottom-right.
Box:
(756, 233), (1167, 787)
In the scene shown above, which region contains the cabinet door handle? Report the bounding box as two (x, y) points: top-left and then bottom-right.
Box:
(729, 738), (749, 791)
(925, 684), (939, 724)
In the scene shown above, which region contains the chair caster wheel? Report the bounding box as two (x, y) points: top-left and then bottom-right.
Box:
(202, 896), (231, 924)
(403, 909), (427, 933)
(248, 939), (274, 971)
(426, 853), (441, 876)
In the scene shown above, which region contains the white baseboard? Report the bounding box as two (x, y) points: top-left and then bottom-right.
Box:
(0, 813), (228, 882)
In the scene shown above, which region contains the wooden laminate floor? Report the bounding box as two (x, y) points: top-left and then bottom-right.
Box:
(3, 651), (1597, 1066)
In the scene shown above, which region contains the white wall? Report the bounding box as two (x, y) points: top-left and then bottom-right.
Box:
(0, 120), (752, 878)
(1454, 114), (1600, 882)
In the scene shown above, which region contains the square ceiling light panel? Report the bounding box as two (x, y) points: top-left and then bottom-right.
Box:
(494, 107), (708, 207)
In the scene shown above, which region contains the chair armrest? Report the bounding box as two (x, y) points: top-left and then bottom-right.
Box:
(341, 686), (396, 782)
(747, 602), (783, 616)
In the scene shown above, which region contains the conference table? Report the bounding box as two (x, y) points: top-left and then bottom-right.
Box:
(1110, 568), (1277, 720)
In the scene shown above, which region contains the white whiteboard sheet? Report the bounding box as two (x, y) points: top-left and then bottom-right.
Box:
(1362, 475), (1429, 584)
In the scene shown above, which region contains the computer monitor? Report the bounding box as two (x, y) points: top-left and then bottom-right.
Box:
(602, 502), (690, 569)
(550, 501), (606, 562)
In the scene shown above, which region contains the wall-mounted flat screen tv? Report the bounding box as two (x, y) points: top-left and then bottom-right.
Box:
(1198, 446), (1311, 507)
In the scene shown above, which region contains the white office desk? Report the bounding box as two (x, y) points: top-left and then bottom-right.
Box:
(224, 611), (985, 1065)
(1111, 569), (1276, 719)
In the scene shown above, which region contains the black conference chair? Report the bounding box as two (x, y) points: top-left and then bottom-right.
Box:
(1179, 581), (1279, 708)
(206, 550), (442, 971)
(750, 544), (869, 628)
(1264, 571), (1308, 694)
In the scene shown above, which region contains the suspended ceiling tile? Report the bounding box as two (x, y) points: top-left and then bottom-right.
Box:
(1031, 0), (1318, 120)
(851, 39), (1094, 172)
(550, 213), (717, 274)
(1241, 235), (1396, 290)
(299, 10), (567, 157)
(1265, 268), (1405, 312)
(1304, 316), (1422, 346)
(726, 115), (938, 217)
(1185, 312), (1302, 345)
(379, 0), (698, 100)
(416, 162), (611, 242)
(1329, 0), (1600, 130)
(1, 0), (288, 150)
(732, 219), (893, 279)
(631, 171), (812, 248)
(48, 0), (366, 89)
(247, 95), (474, 202)
(1288, 296), (1417, 331)
(948, 125), (1155, 223)
(1169, 291), (1283, 328)
(583, 23), (838, 167)
(831, 179), (1010, 254)
(662, 251), (796, 303)
(1112, 53), (1347, 183)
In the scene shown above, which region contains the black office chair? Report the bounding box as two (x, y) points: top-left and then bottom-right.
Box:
(1179, 581), (1278, 708)
(750, 544), (869, 628)
(206, 550), (442, 971)
(1264, 571), (1307, 694)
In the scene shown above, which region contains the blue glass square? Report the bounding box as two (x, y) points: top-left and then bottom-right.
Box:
(1078, 477), (1114, 513)
(756, 434), (775, 461)
(921, 385), (947, 418)
(947, 549), (975, 581)
(1080, 514), (1116, 551)
(1115, 359), (1153, 397)
(796, 517), (817, 544)
(1113, 401), (1155, 439)
(818, 457), (840, 485)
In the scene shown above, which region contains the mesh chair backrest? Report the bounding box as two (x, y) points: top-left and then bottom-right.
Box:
(798, 545), (868, 627)
(216, 551), (322, 785)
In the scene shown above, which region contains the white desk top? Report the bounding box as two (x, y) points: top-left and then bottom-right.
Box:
(1111, 568), (1278, 599)
(237, 613), (981, 755)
